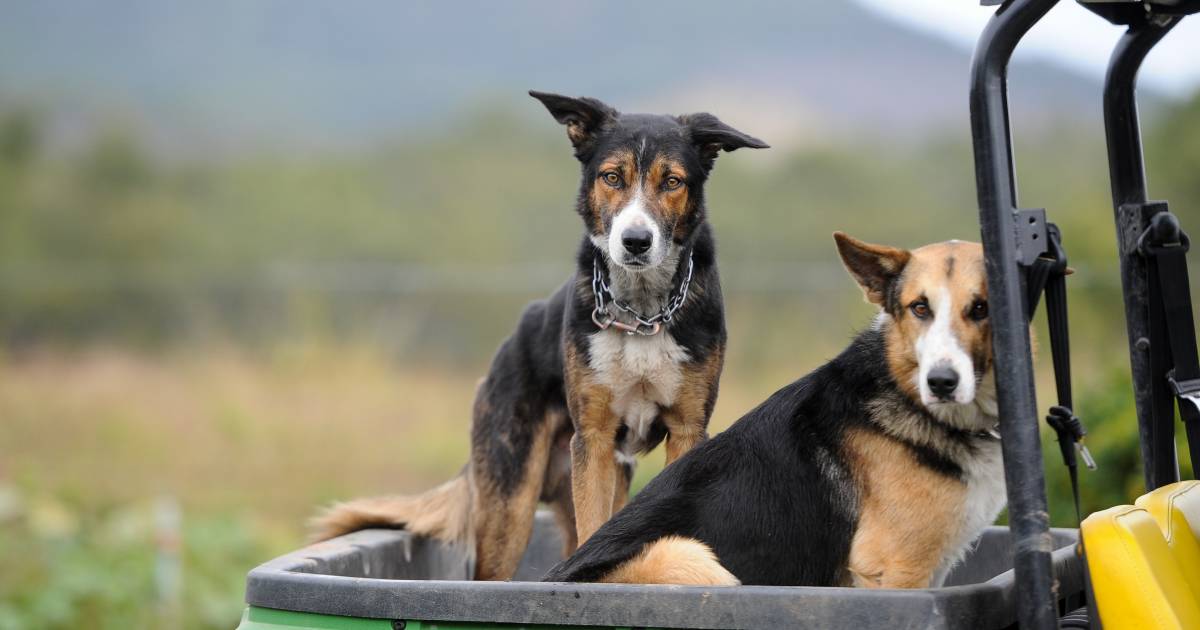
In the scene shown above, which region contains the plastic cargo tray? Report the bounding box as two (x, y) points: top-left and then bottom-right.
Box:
(238, 511), (1085, 630)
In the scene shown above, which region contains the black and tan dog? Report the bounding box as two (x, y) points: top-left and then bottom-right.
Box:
(312, 92), (767, 580)
(543, 233), (1006, 589)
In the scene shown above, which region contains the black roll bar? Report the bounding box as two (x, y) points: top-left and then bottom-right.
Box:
(1103, 16), (1185, 491)
(968, 1), (1061, 629)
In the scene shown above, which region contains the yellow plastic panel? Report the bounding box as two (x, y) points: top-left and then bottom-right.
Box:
(1137, 480), (1200, 597)
(1082, 504), (1200, 630)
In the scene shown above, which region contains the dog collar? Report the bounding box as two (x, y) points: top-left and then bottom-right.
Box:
(591, 252), (694, 336)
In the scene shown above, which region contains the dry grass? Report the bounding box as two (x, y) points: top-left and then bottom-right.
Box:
(0, 343), (777, 542)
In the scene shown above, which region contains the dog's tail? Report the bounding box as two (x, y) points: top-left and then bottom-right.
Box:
(309, 472), (473, 546)
(598, 536), (740, 586)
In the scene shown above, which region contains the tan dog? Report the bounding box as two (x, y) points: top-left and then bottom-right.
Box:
(544, 234), (1006, 590)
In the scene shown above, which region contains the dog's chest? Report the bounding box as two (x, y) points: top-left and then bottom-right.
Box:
(939, 437), (1007, 580)
(587, 330), (689, 450)
(958, 438), (1006, 537)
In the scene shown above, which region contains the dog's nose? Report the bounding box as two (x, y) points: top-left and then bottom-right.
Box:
(622, 228), (653, 256)
(927, 367), (959, 399)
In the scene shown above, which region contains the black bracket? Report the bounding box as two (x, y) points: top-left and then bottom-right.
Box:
(1015, 208), (1050, 266)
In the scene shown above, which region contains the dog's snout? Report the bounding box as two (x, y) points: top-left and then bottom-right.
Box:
(622, 228), (653, 256)
(926, 367), (959, 399)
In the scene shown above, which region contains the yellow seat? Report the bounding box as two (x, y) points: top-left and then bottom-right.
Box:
(1082, 504), (1200, 629)
(1136, 480), (1200, 596)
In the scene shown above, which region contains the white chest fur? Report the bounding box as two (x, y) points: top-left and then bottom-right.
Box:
(587, 329), (689, 455)
(934, 437), (1007, 585)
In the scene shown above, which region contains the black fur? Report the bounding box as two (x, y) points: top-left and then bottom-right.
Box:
(542, 328), (984, 586)
(472, 93), (758, 501)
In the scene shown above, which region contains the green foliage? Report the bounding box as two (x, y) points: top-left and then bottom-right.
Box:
(0, 110), (38, 168)
(0, 489), (284, 630)
(1043, 368), (1194, 528)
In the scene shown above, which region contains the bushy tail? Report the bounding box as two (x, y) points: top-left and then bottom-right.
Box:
(599, 536), (740, 586)
(309, 473), (473, 546)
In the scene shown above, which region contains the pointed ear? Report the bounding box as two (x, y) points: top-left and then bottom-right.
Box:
(679, 112), (769, 168)
(529, 90), (618, 153)
(833, 232), (911, 307)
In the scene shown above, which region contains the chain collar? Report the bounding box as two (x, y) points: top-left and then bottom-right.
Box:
(591, 252), (695, 336)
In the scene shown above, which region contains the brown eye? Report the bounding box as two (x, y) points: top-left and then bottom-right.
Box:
(664, 176), (683, 190)
(910, 301), (931, 319)
(602, 171), (622, 187)
(969, 300), (988, 321)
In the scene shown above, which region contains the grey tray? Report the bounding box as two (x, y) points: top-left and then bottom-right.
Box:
(244, 511), (1085, 629)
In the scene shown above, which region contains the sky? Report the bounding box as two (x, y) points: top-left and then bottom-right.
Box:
(860, 0), (1200, 96)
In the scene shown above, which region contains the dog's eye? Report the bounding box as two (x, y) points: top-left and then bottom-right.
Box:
(969, 300), (989, 321)
(664, 176), (683, 190)
(910, 301), (931, 319)
(601, 171), (622, 188)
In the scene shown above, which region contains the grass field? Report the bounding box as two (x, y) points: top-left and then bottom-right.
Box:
(0, 343), (786, 629)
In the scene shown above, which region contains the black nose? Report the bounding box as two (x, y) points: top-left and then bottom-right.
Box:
(622, 228), (653, 256)
(927, 367), (959, 399)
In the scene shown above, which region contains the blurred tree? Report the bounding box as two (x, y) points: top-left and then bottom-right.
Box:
(0, 110), (39, 170)
(1149, 89), (1200, 226)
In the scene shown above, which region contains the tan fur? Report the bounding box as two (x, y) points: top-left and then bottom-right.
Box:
(590, 151), (637, 227)
(564, 325), (718, 545)
(833, 232), (912, 306)
(612, 459), (633, 514)
(566, 120), (592, 147)
(471, 411), (557, 580)
(883, 241), (991, 394)
(661, 349), (723, 466)
(645, 155), (692, 239)
(564, 342), (622, 546)
(310, 473), (473, 546)
(312, 408), (568, 581)
(568, 393), (620, 546)
(844, 428), (967, 589)
(599, 536), (740, 586)
(588, 151), (694, 240)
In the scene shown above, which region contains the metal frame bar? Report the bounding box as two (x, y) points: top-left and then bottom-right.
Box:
(968, 1), (1061, 628)
(1103, 16), (1184, 491)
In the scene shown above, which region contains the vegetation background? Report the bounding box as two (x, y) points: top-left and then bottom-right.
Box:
(0, 2), (1197, 628)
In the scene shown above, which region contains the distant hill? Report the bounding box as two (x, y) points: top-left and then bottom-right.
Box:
(0, 1), (1117, 154)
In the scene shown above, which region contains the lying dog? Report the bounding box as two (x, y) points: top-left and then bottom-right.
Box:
(543, 233), (1005, 589)
(312, 91), (767, 580)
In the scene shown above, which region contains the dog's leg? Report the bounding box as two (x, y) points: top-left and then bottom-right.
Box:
(611, 456), (634, 513)
(661, 353), (723, 466)
(662, 408), (707, 467)
(568, 386), (620, 545)
(547, 488), (578, 559)
(471, 410), (556, 580)
(541, 418), (577, 558)
(845, 428), (966, 590)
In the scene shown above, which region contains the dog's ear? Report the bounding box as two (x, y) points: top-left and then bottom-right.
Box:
(529, 90), (618, 155)
(680, 113), (769, 170)
(833, 232), (912, 307)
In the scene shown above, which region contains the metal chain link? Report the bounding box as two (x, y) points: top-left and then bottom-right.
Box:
(591, 253), (694, 336)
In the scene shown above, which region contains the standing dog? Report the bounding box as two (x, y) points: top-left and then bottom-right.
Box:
(312, 91), (767, 580)
(543, 233), (1006, 589)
